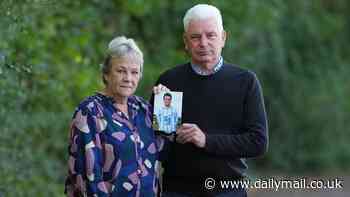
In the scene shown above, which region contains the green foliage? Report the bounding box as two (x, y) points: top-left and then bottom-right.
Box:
(1, 0), (350, 196)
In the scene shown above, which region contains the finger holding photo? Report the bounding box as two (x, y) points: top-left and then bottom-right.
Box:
(176, 124), (194, 144)
(176, 123), (206, 148)
(153, 83), (170, 94)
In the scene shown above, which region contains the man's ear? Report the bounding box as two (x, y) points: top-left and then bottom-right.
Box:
(183, 33), (188, 50)
(222, 30), (227, 47)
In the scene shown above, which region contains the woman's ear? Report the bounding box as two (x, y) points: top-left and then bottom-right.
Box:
(102, 73), (108, 85)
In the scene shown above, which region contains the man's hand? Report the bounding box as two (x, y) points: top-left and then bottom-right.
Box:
(176, 123), (206, 148)
(153, 84), (170, 94)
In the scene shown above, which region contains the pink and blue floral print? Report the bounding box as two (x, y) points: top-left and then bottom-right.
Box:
(65, 93), (163, 197)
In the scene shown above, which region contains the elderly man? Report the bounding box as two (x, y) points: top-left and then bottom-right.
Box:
(154, 4), (268, 197)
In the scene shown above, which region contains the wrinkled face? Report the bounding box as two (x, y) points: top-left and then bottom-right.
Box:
(183, 17), (226, 68)
(163, 95), (172, 107)
(104, 56), (141, 99)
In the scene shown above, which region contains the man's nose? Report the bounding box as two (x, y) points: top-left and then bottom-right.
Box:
(199, 36), (208, 46)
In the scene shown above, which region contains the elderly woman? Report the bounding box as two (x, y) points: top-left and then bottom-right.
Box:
(65, 36), (162, 197)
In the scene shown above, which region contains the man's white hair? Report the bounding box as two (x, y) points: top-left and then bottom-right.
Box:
(183, 4), (223, 32)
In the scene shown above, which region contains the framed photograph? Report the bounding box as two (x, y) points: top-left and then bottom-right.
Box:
(153, 91), (183, 135)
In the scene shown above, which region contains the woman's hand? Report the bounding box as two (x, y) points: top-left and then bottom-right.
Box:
(153, 84), (170, 94)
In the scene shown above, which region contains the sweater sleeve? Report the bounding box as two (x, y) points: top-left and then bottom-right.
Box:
(204, 72), (268, 158)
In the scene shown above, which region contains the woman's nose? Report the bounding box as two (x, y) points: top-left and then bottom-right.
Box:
(123, 72), (132, 81)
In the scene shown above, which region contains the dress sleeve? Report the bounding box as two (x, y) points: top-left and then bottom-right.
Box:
(65, 106), (110, 197)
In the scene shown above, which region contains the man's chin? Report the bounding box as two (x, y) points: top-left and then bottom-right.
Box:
(193, 55), (215, 62)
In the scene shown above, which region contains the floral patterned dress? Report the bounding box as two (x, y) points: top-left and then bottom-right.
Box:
(65, 93), (163, 197)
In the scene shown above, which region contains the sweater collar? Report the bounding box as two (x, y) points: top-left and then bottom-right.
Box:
(190, 56), (223, 76)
